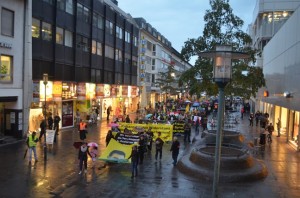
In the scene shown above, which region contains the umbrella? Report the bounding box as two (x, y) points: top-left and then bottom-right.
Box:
(88, 142), (98, 147)
(108, 123), (119, 127)
(73, 141), (83, 149)
(145, 114), (153, 118)
(193, 102), (200, 107)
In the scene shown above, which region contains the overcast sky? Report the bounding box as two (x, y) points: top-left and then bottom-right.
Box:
(118, 0), (256, 56)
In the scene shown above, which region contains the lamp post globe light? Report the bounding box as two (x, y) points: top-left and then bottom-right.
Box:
(199, 45), (249, 198)
(43, 73), (48, 162)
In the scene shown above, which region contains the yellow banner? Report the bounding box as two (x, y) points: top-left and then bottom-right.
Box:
(98, 139), (133, 163)
(119, 123), (173, 142)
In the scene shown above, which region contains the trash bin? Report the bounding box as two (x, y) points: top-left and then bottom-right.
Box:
(259, 133), (266, 145)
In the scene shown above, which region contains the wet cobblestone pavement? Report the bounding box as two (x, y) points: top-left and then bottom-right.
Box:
(1, 112), (300, 198)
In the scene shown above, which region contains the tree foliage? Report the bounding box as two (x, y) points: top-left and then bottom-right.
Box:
(155, 63), (178, 94)
(179, 0), (265, 99)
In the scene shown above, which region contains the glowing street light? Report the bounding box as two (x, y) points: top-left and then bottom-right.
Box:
(199, 45), (249, 198)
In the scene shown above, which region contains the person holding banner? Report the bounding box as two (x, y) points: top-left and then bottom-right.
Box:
(155, 132), (164, 161)
(138, 135), (147, 164)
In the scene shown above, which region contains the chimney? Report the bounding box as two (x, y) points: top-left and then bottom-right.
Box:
(111, 0), (118, 6)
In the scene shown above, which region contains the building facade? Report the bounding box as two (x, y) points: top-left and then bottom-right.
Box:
(134, 17), (191, 111)
(0, 0), (32, 139)
(29, 0), (141, 131)
(251, 0), (300, 150)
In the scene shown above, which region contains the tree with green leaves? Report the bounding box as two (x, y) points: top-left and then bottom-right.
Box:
(155, 62), (178, 95)
(179, 0), (265, 99)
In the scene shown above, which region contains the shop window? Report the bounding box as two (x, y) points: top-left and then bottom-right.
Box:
(1, 8), (14, 37)
(0, 55), (13, 83)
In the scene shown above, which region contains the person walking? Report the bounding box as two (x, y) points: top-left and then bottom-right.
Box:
(170, 136), (180, 166)
(276, 118), (281, 137)
(249, 113), (254, 126)
(155, 132), (164, 161)
(38, 120), (46, 141)
(79, 120), (88, 141)
(26, 131), (39, 164)
(183, 120), (191, 143)
(128, 145), (139, 178)
(138, 135), (146, 164)
(47, 115), (53, 130)
(146, 127), (154, 151)
(53, 113), (61, 135)
(78, 142), (91, 174)
(107, 105), (112, 121)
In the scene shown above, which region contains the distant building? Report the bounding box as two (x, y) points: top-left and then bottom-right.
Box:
(134, 17), (191, 109)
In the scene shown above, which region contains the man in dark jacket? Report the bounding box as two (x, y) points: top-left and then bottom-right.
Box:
(39, 120), (46, 141)
(155, 132), (164, 161)
(53, 113), (61, 135)
(170, 136), (180, 166)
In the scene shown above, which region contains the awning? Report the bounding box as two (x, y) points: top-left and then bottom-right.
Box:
(0, 96), (18, 102)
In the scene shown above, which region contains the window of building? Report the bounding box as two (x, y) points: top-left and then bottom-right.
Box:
(56, 27), (64, 44)
(115, 49), (122, 61)
(146, 40), (152, 51)
(66, 0), (74, 15)
(43, 0), (53, 5)
(97, 42), (102, 56)
(42, 22), (52, 41)
(145, 56), (151, 65)
(132, 56), (137, 67)
(90, 40), (102, 55)
(152, 74), (155, 83)
(1, 8), (14, 37)
(77, 3), (83, 18)
(152, 44), (156, 56)
(0, 55), (12, 82)
(116, 26), (123, 39)
(105, 20), (113, 35)
(32, 18), (40, 38)
(152, 59), (155, 70)
(124, 53), (131, 64)
(83, 7), (90, 23)
(76, 35), (89, 52)
(77, 3), (90, 23)
(92, 40), (97, 54)
(105, 45), (114, 59)
(57, 0), (65, 11)
(133, 36), (138, 47)
(125, 31), (130, 43)
(64, 30), (73, 47)
(93, 12), (104, 29)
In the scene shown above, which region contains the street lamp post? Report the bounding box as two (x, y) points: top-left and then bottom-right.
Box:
(43, 73), (48, 162)
(199, 45), (249, 198)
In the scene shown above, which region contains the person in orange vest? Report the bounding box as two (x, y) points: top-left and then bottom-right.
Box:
(79, 120), (87, 140)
